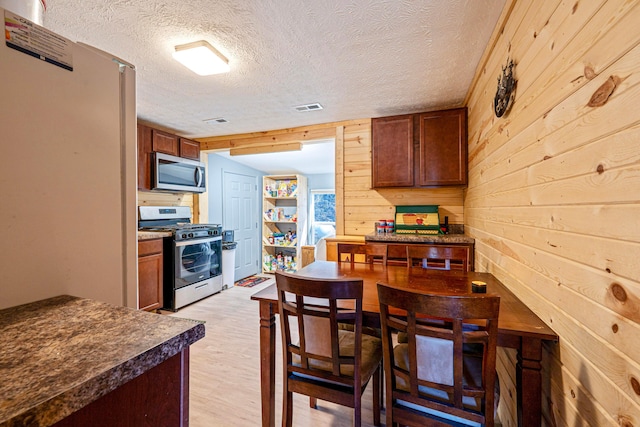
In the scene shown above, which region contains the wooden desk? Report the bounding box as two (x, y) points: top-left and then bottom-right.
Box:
(251, 261), (558, 427)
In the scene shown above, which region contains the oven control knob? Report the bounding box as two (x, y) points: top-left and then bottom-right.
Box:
(181, 233), (187, 239)
(188, 233), (194, 238)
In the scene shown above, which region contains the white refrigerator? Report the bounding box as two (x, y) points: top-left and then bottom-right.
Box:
(0, 8), (138, 309)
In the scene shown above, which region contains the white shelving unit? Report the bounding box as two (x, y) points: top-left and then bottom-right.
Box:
(262, 174), (307, 273)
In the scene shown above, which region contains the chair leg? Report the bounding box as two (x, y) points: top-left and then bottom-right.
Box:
(282, 389), (293, 427)
(385, 383), (393, 427)
(309, 396), (317, 409)
(354, 392), (362, 427)
(373, 364), (381, 426)
(379, 362), (384, 410)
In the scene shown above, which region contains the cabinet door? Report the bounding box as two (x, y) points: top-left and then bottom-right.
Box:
(152, 129), (179, 156)
(179, 138), (200, 160)
(138, 239), (163, 311)
(137, 124), (152, 190)
(418, 108), (467, 186)
(371, 114), (414, 188)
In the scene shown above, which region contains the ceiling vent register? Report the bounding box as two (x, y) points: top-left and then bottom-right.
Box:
(294, 103), (323, 112)
(203, 117), (228, 124)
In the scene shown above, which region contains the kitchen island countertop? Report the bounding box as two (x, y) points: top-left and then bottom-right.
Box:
(0, 295), (204, 426)
(365, 233), (474, 244)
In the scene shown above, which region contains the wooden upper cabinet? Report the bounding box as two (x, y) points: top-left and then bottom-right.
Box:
(371, 114), (414, 188)
(137, 124), (202, 191)
(137, 124), (152, 191)
(152, 129), (179, 156)
(371, 108), (467, 188)
(179, 137), (200, 160)
(418, 108), (467, 186)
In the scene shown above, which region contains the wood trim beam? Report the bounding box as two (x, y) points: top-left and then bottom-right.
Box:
(198, 128), (334, 150)
(196, 119), (368, 151)
(230, 142), (302, 156)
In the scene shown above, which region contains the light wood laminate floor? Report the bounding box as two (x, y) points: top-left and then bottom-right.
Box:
(172, 277), (381, 427)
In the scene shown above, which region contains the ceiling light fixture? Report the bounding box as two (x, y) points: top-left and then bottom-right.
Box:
(173, 40), (230, 76)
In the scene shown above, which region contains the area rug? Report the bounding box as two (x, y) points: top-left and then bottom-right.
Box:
(235, 275), (269, 288)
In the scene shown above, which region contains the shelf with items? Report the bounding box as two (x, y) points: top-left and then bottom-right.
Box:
(263, 177), (299, 198)
(262, 225), (298, 248)
(262, 174), (307, 274)
(262, 248), (298, 273)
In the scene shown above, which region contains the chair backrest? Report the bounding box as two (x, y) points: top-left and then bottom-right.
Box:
(337, 243), (367, 265)
(275, 271), (365, 387)
(406, 245), (471, 271)
(365, 243), (388, 265)
(377, 283), (500, 426)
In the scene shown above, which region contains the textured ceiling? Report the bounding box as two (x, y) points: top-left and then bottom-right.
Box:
(37, 1), (505, 174)
(42, 0), (505, 141)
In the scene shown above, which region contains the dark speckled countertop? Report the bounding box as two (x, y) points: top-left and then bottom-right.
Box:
(0, 295), (204, 427)
(365, 233), (475, 244)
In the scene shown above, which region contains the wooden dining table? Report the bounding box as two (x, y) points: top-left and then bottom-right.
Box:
(251, 261), (558, 427)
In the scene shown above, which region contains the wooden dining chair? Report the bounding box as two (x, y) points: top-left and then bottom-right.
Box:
(406, 245), (471, 271)
(377, 283), (500, 427)
(337, 243), (367, 265)
(365, 243), (388, 265)
(275, 271), (383, 427)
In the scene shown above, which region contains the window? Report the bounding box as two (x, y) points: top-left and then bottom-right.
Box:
(309, 190), (336, 244)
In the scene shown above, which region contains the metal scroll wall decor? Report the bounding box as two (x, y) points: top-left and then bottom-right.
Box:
(494, 58), (516, 118)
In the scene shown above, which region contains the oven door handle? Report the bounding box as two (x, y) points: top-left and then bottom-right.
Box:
(175, 236), (221, 247)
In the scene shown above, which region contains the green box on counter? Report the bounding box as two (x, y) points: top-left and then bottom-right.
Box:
(394, 205), (442, 235)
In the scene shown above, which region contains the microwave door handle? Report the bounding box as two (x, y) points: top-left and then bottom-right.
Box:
(195, 167), (203, 187)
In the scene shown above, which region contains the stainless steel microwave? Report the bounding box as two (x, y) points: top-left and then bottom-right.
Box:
(152, 152), (206, 193)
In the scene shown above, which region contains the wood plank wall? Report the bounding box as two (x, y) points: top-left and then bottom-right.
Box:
(337, 120), (465, 235)
(197, 120), (465, 236)
(465, 0), (640, 425)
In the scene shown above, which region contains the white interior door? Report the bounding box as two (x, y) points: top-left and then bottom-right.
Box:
(223, 171), (259, 281)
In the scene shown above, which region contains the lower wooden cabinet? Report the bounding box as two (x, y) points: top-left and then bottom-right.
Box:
(138, 238), (164, 311)
(52, 350), (190, 427)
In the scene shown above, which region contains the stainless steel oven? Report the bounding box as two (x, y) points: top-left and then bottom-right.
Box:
(139, 206), (222, 311)
(172, 231), (222, 309)
(176, 236), (221, 287)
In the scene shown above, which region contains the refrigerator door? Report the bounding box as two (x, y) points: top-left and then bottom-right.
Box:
(0, 9), (137, 309)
